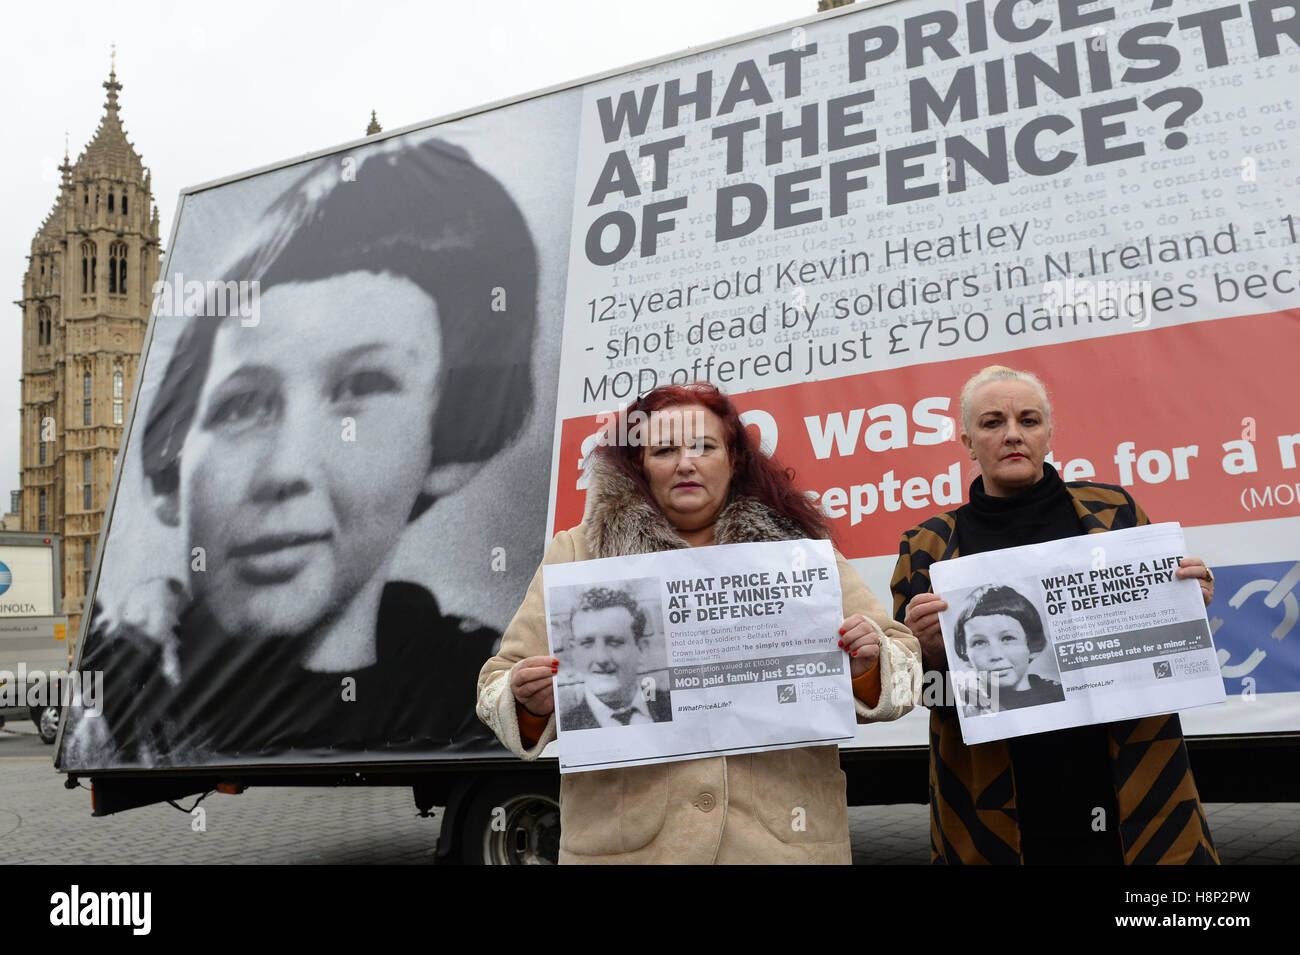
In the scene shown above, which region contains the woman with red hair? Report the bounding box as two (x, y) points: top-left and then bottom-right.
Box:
(477, 382), (920, 864)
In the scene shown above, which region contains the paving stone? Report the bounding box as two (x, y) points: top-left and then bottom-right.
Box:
(4, 757), (1297, 864)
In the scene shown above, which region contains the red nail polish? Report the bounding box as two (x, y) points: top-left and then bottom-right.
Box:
(837, 640), (844, 648)
(851, 650), (858, 657)
(838, 627), (845, 636)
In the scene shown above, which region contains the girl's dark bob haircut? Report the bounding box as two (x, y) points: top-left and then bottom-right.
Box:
(142, 138), (538, 519)
(953, 585), (1046, 661)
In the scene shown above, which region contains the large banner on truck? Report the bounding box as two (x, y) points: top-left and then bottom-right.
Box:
(61, 0), (1300, 772)
(548, 0), (1300, 743)
(59, 100), (583, 769)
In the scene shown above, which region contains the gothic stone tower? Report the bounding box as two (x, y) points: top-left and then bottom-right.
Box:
(17, 61), (161, 640)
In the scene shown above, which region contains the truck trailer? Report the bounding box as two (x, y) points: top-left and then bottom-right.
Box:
(56, 0), (1300, 863)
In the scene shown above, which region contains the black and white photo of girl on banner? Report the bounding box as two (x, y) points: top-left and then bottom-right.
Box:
(60, 106), (577, 769)
(949, 584), (1066, 716)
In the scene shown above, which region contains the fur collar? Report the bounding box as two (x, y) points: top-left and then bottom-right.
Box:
(581, 456), (809, 559)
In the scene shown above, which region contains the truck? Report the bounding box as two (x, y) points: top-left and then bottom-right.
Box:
(55, 0), (1300, 863)
(0, 531), (68, 743)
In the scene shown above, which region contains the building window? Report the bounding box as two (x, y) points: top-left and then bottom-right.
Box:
(38, 490), (46, 514)
(112, 371), (124, 424)
(108, 193), (114, 213)
(83, 455), (92, 483)
(122, 193), (128, 215)
(84, 539), (93, 568)
(83, 400), (91, 426)
(81, 241), (96, 294)
(109, 242), (127, 295)
(84, 371), (92, 397)
(38, 516), (46, 532)
(37, 306), (52, 346)
(83, 484), (92, 510)
(39, 441), (46, 465)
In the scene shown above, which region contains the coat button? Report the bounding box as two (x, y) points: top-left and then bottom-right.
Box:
(694, 792), (716, 812)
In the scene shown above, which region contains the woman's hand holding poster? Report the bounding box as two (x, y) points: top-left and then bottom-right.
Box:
(541, 539), (856, 773)
(930, 523), (1225, 745)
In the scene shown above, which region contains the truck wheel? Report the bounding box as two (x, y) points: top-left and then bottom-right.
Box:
(32, 706), (60, 745)
(461, 777), (560, 865)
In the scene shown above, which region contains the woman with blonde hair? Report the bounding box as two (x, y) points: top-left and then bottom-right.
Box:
(891, 365), (1219, 865)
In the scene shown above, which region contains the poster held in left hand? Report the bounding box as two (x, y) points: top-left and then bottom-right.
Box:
(930, 523), (1225, 745)
(542, 538), (855, 773)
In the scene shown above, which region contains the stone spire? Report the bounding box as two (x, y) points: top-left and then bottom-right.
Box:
(366, 110), (382, 136)
(35, 133), (73, 247)
(59, 132), (72, 189)
(104, 43), (122, 112)
(78, 49), (145, 180)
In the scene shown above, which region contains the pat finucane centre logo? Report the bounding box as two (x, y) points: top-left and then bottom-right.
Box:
(0, 561), (11, 597)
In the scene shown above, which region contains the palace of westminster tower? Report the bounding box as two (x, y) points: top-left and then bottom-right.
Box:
(15, 59), (161, 639)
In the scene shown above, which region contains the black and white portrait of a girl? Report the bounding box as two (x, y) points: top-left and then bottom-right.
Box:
(60, 102), (577, 769)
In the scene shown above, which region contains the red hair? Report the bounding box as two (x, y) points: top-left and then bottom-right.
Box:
(593, 382), (832, 542)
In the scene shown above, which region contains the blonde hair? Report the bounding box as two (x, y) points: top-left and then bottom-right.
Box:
(959, 366), (1053, 433)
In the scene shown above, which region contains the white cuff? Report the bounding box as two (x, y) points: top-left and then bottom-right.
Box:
(477, 671), (556, 759)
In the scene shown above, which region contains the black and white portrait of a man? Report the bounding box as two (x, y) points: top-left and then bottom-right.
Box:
(552, 582), (673, 732)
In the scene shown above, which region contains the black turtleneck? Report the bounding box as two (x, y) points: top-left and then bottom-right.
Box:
(953, 463), (1124, 866)
(955, 461), (1082, 553)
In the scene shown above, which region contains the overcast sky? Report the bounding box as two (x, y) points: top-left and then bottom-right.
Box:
(1, 0), (823, 509)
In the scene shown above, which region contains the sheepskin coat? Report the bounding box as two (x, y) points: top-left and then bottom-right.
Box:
(477, 458), (920, 864)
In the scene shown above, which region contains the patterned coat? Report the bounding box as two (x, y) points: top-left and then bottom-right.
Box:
(890, 480), (1220, 865)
